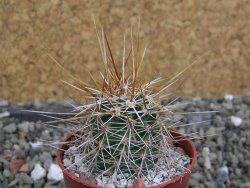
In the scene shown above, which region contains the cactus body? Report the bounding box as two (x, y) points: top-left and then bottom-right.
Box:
(90, 95), (162, 177)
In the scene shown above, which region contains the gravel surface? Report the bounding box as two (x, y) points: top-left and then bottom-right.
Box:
(0, 94), (250, 188)
(64, 142), (191, 187)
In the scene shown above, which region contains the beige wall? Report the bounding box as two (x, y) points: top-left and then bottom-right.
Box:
(1, 0), (250, 103)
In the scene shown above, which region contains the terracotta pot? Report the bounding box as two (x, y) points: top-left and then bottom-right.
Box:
(57, 130), (197, 188)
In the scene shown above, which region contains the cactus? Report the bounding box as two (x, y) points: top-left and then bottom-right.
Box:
(60, 27), (186, 184)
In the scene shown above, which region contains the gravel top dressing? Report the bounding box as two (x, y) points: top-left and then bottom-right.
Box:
(64, 141), (191, 187)
(0, 95), (250, 188)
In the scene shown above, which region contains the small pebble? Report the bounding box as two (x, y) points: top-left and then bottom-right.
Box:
(10, 159), (25, 175)
(230, 116), (242, 127)
(19, 163), (30, 173)
(96, 177), (103, 186)
(47, 164), (63, 181)
(8, 179), (18, 187)
(31, 163), (46, 181)
(153, 176), (163, 184)
(17, 122), (30, 132)
(30, 141), (43, 149)
(18, 173), (33, 184)
(3, 169), (10, 178)
(0, 111), (10, 119)
(216, 166), (229, 186)
(3, 123), (16, 133)
(224, 94), (234, 102)
(0, 99), (8, 106)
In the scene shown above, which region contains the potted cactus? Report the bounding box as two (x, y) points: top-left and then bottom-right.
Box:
(55, 27), (197, 188)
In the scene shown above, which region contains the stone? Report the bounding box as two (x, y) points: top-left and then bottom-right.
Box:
(18, 185), (32, 188)
(202, 147), (210, 157)
(216, 136), (224, 148)
(0, 172), (3, 181)
(230, 116), (242, 127)
(18, 173), (33, 184)
(19, 163), (30, 173)
(222, 103), (233, 110)
(153, 176), (163, 184)
(206, 127), (216, 135)
(44, 180), (59, 186)
(0, 111), (10, 119)
(189, 178), (199, 187)
(40, 152), (53, 170)
(243, 91), (250, 105)
(0, 156), (9, 167)
(235, 168), (242, 176)
(47, 164), (63, 181)
(209, 152), (217, 161)
(120, 179), (127, 187)
(29, 148), (40, 158)
(102, 176), (109, 184)
(96, 177), (103, 186)
(19, 139), (29, 150)
(74, 154), (83, 167)
(28, 123), (35, 132)
(79, 172), (96, 185)
(107, 182), (116, 188)
(192, 172), (203, 181)
(216, 166), (229, 186)
(63, 158), (71, 167)
(204, 157), (211, 169)
(3, 123), (16, 133)
(3, 169), (10, 177)
(231, 155), (239, 164)
(224, 94), (234, 102)
(39, 152), (52, 163)
(204, 182), (215, 187)
(10, 159), (25, 175)
(31, 163), (46, 181)
(43, 158), (52, 170)
(41, 130), (50, 140)
(214, 115), (225, 127)
(30, 141), (43, 149)
(240, 182), (250, 188)
(0, 131), (5, 142)
(34, 179), (45, 188)
(14, 149), (26, 159)
(151, 171), (156, 178)
(17, 122), (29, 132)
(43, 185), (57, 188)
(8, 178), (18, 187)
(0, 99), (8, 106)
(175, 147), (186, 155)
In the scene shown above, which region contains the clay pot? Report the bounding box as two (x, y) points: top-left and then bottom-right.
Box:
(57, 130), (197, 188)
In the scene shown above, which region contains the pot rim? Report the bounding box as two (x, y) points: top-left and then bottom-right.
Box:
(57, 130), (197, 188)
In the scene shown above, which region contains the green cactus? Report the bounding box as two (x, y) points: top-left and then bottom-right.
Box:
(60, 27), (182, 183)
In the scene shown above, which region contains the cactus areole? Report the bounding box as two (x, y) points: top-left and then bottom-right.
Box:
(56, 28), (197, 187)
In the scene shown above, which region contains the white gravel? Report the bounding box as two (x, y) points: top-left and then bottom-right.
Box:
(47, 164), (63, 181)
(230, 116), (242, 127)
(31, 163), (46, 181)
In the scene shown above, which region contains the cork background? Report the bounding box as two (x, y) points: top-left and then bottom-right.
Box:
(1, 0), (250, 104)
